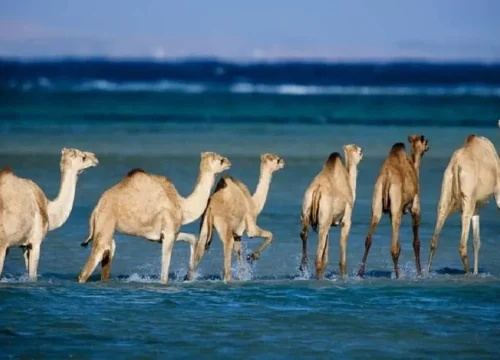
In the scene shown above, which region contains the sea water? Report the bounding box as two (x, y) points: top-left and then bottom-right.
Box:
(0, 60), (500, 359)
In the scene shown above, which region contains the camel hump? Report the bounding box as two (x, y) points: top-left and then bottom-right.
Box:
(0, 167), (14, 177)
(390, 142), (406, 154)
(325, 152), (342, 169)
(214, 175), (234, 192)
(465, 134), (477, 145)
(0, 167), (14, 182)
(126, 168), (146, 177)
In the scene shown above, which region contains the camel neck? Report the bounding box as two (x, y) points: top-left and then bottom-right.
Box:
(347, 163), (358, 202)
(252, 167), (273, 215)
(411, 152), (422, 178)
(48, 168), (78, 231)
(181, 170), (214, 225)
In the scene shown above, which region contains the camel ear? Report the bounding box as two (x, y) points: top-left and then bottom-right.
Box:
(61, 148), (67, 155)
(407, 135), (414, 144)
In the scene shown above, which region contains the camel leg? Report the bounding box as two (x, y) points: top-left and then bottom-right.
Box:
(427, 169), (454, 274)
(472, 210), (480, 275)
(299, 189), (313, 272)
(187, 238), (206, 281)
(215, 222), (234, 282)
(187, 222), (216, 281)
(27, 243), (41, 280)
(299, 227), (309, 273)
(246, 221), (273, 263)
(100, 238), (116, 281)
(426, 209), (451, 274)
(23, 246), (30, 272)
(358, 207), (382, 277)
(339, 208), (352, 278)
(322, 233), (330, 276)
(160, 230), (176, 284)
(315, 224), (329, 279)
(175, 232), (197, 277)
(410, 195), (422, 275)
(459, 202), (474, 276)
(78, 238), (108, 283)
(389, 185), (403, 279)
(223, 236), (234, 282)
(233, 236), (243, 264)
(0, 244), (7, 279)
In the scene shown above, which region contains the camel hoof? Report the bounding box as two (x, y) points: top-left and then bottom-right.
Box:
(246, 253), (258, 263)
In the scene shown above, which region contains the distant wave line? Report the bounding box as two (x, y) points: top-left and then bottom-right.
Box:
(0, 114), (496, 128)
(4, 78), (500, 97)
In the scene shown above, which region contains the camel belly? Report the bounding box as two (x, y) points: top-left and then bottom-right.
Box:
(2, 212), (35, 247)
(3, 212), (45, 247)
(116, 218), (163, 240)
(330, 210), (345, 227)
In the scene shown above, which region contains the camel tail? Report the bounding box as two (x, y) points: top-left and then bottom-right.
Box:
(198, 206), (214, 251)
(310, 188), (321, 232)
(81, 209), (96, 247)
(369, 174), (385, 216)
(376, 173), (390, 213)
(452, 159), (461, 202)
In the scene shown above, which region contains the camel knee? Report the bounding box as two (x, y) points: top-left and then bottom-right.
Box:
(391, 244), (401, 260)
(459, 244), (468, 258)
(300, 226), (308, 242)
(429, 238), (438, 252)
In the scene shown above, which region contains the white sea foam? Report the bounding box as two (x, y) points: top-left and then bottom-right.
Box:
(6, 78), (500, 97)
(230, 82), (500, 97)
(74, 79), (207, 93)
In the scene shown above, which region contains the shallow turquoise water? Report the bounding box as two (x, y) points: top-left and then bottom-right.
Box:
(1, 89), (500, 358)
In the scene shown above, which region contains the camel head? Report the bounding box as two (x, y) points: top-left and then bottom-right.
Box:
(60, 148), (99, 174)
(261, 153), (285, 173)
(200, 152), (231, 174)
(408, 135), (430, 157)
(343, 144), (363, 165)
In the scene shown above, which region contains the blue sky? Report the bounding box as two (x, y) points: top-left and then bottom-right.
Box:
(0, 0), (499, 61)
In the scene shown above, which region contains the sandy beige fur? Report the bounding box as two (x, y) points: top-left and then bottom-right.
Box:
(77, 152), (230, 284)
(426, 128), (500, 275)
(0, 148), (98, 279)
(299, 145), (363, 279)
(358, 135), (429, 279)
(187, 153), (284, 282)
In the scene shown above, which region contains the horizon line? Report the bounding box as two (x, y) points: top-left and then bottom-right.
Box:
(1, 55), (500, 65)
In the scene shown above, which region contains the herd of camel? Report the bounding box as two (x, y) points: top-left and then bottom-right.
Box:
(0, 121), (499, 284)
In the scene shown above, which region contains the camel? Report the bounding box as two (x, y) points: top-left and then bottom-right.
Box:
(299, 145), (363, 279)
(426, 131), (500, 275)
(77, 152), (231, 284)
(0, 148), (98, 280)
(357, 135), (429, 279)
(187, 153), (284, 282)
